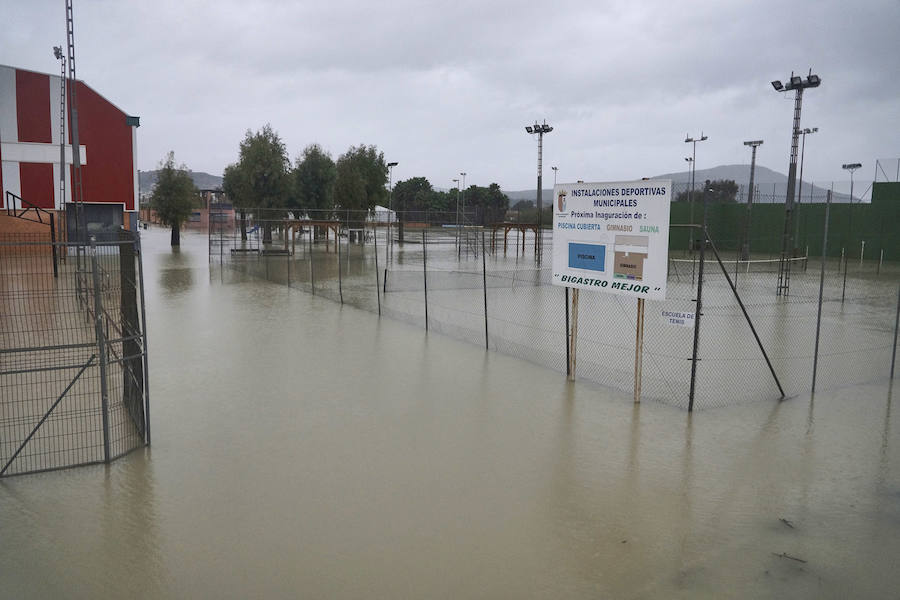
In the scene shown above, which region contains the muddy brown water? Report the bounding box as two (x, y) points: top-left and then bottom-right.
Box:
(1, 226), (898, 598)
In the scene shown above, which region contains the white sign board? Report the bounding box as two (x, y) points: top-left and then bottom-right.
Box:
(551, 179), (671, 300)
(662, 310), (695, 328)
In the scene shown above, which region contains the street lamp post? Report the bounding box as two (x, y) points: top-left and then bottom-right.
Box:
(772, 69), (821, 296)
(684, 133), (708, 253)
(795, 127), (817, 245)
(741, 140), (764, 261)
(552, 166), (558, 188)
(526, 121), (553, 265)
(387, 161), (397, 256)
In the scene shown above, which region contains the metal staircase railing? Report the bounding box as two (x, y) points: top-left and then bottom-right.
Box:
(4, 191), (60, 277)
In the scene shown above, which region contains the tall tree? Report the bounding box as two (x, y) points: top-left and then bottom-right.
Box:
(334, 144), (388, 214)
(151, 151), (197, 246)
(292, 144), (336, 215)
(674, 179), (739, 203)
(222, 162), (249, 240)
(392, 176), (433, 242)
(222, 124), (291, 242)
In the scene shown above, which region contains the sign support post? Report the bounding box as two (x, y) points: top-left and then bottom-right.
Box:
(634, 297), (644, 403)
(568, 288), (579, 381)
(552, 179), (671, 391)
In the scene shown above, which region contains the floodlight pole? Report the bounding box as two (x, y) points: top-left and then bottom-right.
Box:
(741, 140), (763, 261)
(387, 161), (397, 257)
(453, 178), (460, 252)
(54, 47), (66, 211)
(842, 162), (861, 283)
(526, 121), (553, 266)
(685, 133), (707, 253)
(772, 70), (821, 297)
(795, 127), (817, 245)
(684, 157), (693, 251)
(552, 166), (558, 188)
(459, 172), (466, 258)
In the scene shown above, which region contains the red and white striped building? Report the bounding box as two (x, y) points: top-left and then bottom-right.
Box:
(0, 64), (139, 229)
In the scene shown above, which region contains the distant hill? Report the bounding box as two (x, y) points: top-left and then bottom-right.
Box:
(653, 163), (787, 185)
(139, 170), (223, 195)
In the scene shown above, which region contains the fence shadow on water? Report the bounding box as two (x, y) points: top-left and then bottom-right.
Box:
(210, 209), (899, 410)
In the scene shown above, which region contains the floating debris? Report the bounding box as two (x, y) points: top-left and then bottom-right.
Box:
(772, 552), (806, 563)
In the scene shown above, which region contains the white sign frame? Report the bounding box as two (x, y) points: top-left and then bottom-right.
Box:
(551, 179), (671, 300)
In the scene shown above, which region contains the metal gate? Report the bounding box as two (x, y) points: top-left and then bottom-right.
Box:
(1, 231), (150, 477)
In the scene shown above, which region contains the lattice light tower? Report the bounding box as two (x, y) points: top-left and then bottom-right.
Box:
(772, 70), (821, 296)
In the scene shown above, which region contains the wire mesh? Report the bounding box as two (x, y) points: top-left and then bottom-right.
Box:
(1, 232), (149, 477)
(209, 207), (900, 410)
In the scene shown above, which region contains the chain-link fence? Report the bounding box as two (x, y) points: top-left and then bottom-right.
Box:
(209, 202), (899, 410)
(0, 231), (150, 477)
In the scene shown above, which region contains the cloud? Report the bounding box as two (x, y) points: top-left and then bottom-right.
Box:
(2, 0), (897, 188)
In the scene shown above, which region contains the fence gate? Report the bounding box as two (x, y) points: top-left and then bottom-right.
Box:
(1, 231), (150, 478)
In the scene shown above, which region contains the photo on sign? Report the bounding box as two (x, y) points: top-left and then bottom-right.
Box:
(613, 235), (648, 281)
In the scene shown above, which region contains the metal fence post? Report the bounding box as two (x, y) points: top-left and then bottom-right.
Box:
(482, 231), (488, 350)
(891, 280), (900, 379)
(812, 190), (831, 393)
(89, 237), (111, 462)
(374, 222), (381, 315)
(688, 185), (710, 412)
(565, 287), (570, 377)
(49, 213), (58, 278)
(841, 246), (848, 303)
(423, 228), (428, 330)
(337, 224), (343, 304)
(309, 224), (315, 295)
(135, 232), (151, 444)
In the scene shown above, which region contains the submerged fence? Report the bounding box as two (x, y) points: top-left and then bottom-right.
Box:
(0, 231), (150, 477)
(210, 206), (899, 410)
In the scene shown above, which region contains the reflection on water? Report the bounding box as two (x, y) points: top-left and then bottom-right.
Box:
(0, 225), (898, 598)
(156, 245), (195, 295)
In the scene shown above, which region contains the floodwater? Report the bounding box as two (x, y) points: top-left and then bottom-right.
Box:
(1, 226), (899, 598)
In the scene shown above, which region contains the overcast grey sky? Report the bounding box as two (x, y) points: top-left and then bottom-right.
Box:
(3, 0), (898, 189)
